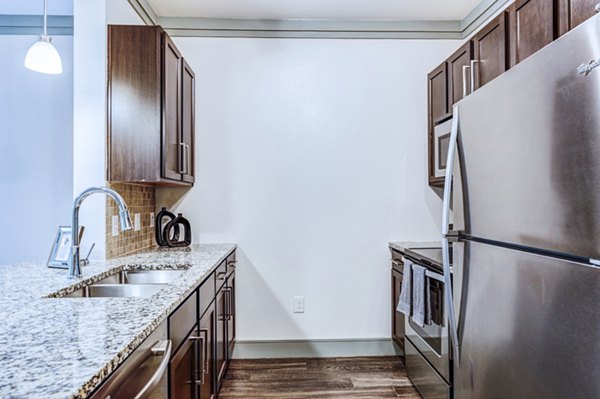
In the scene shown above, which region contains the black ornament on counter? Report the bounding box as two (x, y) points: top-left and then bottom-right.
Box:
(155, 207), (180, 247)
(163, 214), (192, 247)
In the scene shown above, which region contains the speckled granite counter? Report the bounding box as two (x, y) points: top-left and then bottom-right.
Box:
(388, 241), (441, 253)
(0, 243), (236, 399)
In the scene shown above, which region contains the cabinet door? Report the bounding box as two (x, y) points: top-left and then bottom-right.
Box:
(473, 12), (509, 90)
(558, 0), (599, 35)
(447, 42), (474, 106)
(169, 326), (197, 399)
(181, 59), (195, 185)
(215, 288), (227, 389)
(226, 272), (236, 358)
(391, 268), (405, 350)
(509, 0), (557, 67)
(162, 33), (183, 181)
(427, 62), (448, 186)
(198, 307), (215, 399)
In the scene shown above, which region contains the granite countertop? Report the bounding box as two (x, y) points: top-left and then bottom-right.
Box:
(0, 243), (236, 399)
(388, 241), (441, 253)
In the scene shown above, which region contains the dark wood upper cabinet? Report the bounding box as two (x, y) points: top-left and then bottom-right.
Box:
(107, 25), (196, 186)
(427, 62), (448, 186)
(473, 12), (510, 90)
(558, 0), (599, 35)
(427, 63), (449, 126)
(181, 59), (196, 184)
(447, 42), (474, 107)
(162, 34), (183, 182)
(509, 0), (557, 67)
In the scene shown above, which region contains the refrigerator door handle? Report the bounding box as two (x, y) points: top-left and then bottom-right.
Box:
(442, 104), (461, 365)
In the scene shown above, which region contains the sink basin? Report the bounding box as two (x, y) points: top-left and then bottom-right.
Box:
(95, 270), (185, 285)
(63, 283), (166, 298)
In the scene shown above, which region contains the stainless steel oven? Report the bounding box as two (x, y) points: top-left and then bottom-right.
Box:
(434, 118), (453, 179)
(403, 248), (452, 399)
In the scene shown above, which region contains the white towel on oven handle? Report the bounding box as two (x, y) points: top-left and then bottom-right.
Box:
(411, 264), (427, 328)
(396, 259), (412, 316)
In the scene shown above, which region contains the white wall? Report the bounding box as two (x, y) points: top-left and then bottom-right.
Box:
(0, 35), (74, 265)
(166, 38), (459, 340)
(73, 0), (143, 259)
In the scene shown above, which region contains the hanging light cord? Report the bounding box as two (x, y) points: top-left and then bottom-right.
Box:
(43, 0), (47, 36)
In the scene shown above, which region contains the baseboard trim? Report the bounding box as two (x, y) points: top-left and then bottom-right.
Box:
(232, 338), (403, 359)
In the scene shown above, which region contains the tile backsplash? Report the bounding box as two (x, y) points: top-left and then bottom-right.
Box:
(106, 183), (156, 259)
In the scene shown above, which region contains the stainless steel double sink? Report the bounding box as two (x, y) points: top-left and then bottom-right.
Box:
(61, 270), (185, 298)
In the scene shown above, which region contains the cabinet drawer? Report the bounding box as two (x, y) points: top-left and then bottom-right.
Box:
(169, 291), (197, 352)
(199, 275), (215, 318)
(214, 260), (227, 291)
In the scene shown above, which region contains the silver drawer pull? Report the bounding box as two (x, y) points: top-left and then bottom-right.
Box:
(132, 340), (172, 399)
(216, 272), (227, 280)
(595, 3), (600, 12)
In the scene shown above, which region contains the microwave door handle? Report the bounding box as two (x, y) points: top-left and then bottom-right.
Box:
(442, 104), (460, 366)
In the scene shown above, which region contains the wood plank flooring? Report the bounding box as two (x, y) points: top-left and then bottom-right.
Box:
(219, 356), (422, 398)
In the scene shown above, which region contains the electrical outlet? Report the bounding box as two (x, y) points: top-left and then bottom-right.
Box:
(150, 212), (155, 227)
(134, 213), (141, 231)
(112, 215), (119, 237)
(293, 296), (305, 313)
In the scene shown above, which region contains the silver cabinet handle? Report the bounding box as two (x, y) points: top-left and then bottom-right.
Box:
(462, 65), (471, 98)
(216, 271), (227, 280)
(470, 60), (479, 93)
(178, 142), (187, 175)
(595, 3), (600, 12)
(179, 143), (190, 175)
(442, 105), (461, 366)
(223, 288), (232, 320)
(227, 260), (237, 268)
(191, 328), (209, 386)
(132, 340), (172, 399)
(184, 143), (191, 176)
(391, 259), (402, 267)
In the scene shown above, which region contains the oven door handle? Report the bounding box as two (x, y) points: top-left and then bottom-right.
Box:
(442, 104), (460, 366)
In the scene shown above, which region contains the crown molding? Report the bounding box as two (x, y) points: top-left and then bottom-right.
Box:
(0, 15), (73, 35)
(0, 0), (513, 39)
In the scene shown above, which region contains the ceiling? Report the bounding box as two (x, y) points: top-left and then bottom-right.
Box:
(147, 0), (482, 21)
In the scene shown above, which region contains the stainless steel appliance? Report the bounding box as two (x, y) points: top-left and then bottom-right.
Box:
(433, 118), (452, 179)
(403, 248), (452, 399)
(89, 322), (170, 399)
(442, 13), (600, 399)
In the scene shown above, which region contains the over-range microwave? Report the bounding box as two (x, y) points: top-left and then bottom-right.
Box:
(434, 118), (453, 179)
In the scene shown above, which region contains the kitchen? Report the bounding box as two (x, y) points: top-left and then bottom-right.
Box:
(1, 0), (599, 398)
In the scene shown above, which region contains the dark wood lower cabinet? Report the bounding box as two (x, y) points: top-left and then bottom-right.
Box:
(198, 307), (215, 399)
(391, 268), (404, 350)
(170, 325), (197, 399)
(226, 273), (236, 358)
(167, 250), (236, 399)
(216, 287), (228, 389)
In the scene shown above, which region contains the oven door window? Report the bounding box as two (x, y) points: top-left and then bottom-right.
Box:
(409, 277), (445, 356)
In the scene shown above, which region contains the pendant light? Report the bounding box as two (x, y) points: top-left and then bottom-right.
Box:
(24, 0), (63, 74)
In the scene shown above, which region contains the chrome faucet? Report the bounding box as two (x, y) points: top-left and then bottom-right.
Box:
(68, 187), (133, 279)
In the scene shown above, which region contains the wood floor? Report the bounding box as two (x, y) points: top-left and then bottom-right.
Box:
(219, 356), (422, 398)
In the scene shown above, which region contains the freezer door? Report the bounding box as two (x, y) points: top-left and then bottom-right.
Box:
(453, 240), (600, 399)
(453, 13), (600, 260)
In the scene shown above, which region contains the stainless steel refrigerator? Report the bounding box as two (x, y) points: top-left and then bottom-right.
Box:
(441, 13), (600, 399)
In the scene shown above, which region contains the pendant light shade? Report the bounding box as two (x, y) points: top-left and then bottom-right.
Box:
(25, 0), (62, 75)
(25, 35), (63, 74)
